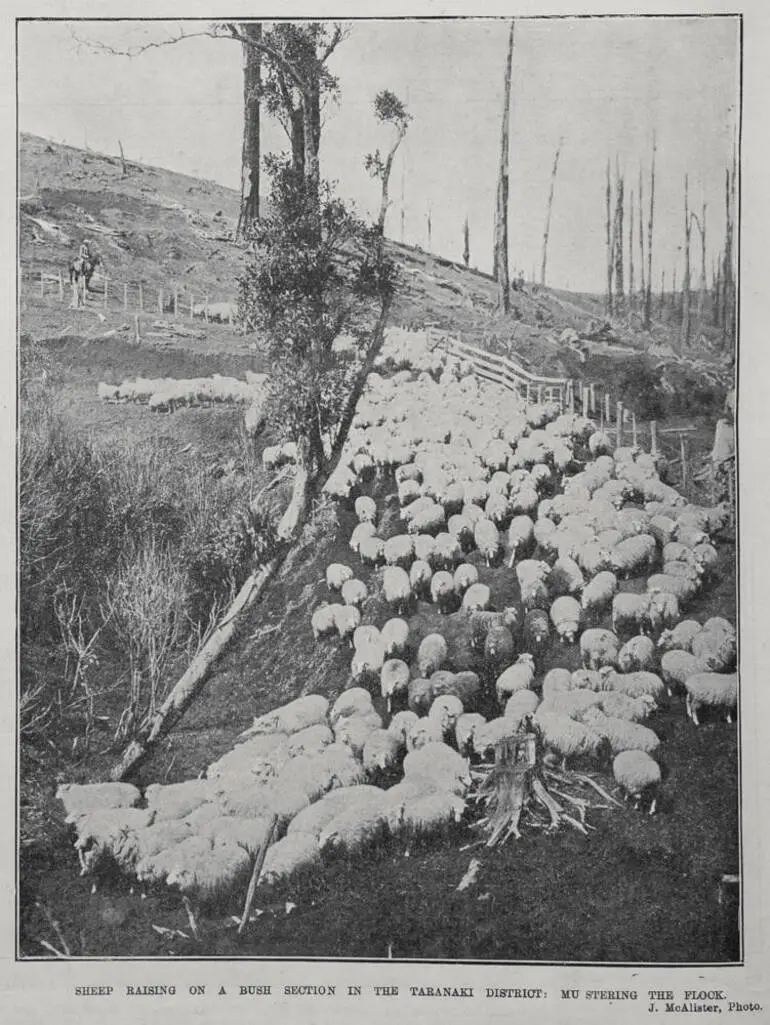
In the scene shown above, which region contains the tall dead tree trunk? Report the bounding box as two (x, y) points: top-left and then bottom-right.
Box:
(463, 217), (470, 267)
(693, 201), (707, 323)
(236, 22), (262, 239)
(493, 19), (514, 311)
(613, 162), (625, 310)
(605, 159), (614, 316)
(118, 140), (127, 178)
(638, 164), (645, 305)
(660, 269), (665, 318)
(713, 255), (722, 328)
(644, 132), (656, 329)
(540, 136), (563, 287)
(722, 154), (736, 346)
(680, 174), (692, 349)
(628, 188), (635, 318)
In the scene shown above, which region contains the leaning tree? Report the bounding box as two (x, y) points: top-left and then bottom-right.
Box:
(364, 89), (412, 236)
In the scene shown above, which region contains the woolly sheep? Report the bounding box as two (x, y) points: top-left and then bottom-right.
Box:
(702, 616), (736, 640)
(56, 782), (142, 823)
(341, 578), (368, 609)
(326, 563), (354, 591)
(469, 608), (520, 650)
(395, 463), (422, 485)
(598, 691), (657, 722)
(533, 710), (607, 769)
(380, 658), (410, 711)
(496, 653), (536, 707)
(407, 503), (446, 536)
(334, 710), (384, 758)
(351, 637), (387, 682)
(330, 687), (373, 723)
(542, 688), (604, 719)
(206, 731), (290, 785)
(610, 534), (657, 579)
(503, 688), (540, 726)
(405, 716), (446, 751)
(613, 750), (661, 813)
(380, 617), (409, 659)
(362, 729), (404, 773)
(398, 789), (466, 838)
(646, 589), (681, 635)
(409, 558), (433, 597)
(581, 708), (660, 755)
(506, 515), (535, 567)
(453, 562), (479, 596)
(403, 742), (471, 792)
(240, 695), (330, 740)
(473, 716), (523, 757)
(600, 668), (667, 702)
(580, 628), (621, 671)
(547, 556), (585, 598)
(454, 712), (487, 756)
(516, 559), (551, 611)
(72, 807), (156, 874)
(693, 541), (719, 577)
(474, 517), (502, 566)
(571, 669), (604, 691)
(549, 596), (581, 645)
(657, 619), (702, 653)
(662, 559), (703, 585)
(484, 491), (511, 529)
(355, 496), (377, 525)
(321, 743), (368, 790)
(428, 695), (465, 737)
(618, 634), (656, 673)
(413, 533), (437, 563)
(672, 523), (709, 549)
(416, 633), (449, 677)
(359, 535), (385, 567)
(383, 566), (412, 615)
(541, 668), (573, 700)
(580, 571), (618, 618)
(334, 605), (361, 645)
(660, 650), (700, 694)
(612, 591), (652, 637)
(463, 583), (491, 612)
(162, 836), (254, 902)
(145, 780), (217, 823)
(387, 709), (419, 744)
(311, 603), (339, 641)
(684, 672), (738, 725)
(353, 625), (380, 651)
(350, 521), (377, 554)
(575, 540), (613, 579)
(431, 532), (462, 570)
(691, 629), (737, 673)
(647, 514), (678, 547)
(430, 570), (456, 613)
(318, 798), (399, 857)
(384, 534), (415, 568)
(647, 572), (698, 605)
(398, 479), (422, 507)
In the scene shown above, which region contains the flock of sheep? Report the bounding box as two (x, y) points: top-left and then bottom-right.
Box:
(64, 326), (736, 911)
(97, 371), (269, 425)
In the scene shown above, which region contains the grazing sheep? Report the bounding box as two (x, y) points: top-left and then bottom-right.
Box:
(409, 558), (433, 598)
(662, 559), (702, 585)
(398, 479), (423, 507)
(455, 712), (487, 755)
(484, 624), (516, 670)
(334, 605), (361, 645)
(648, 514), (678, 547)
(341, 578), (368, 609)
(384, 534), (415, 568)
(362, 729), (404, 774)
(600, 667), (667, 702)
(541, 668), (573, 700)
(319, 799), (399, 857)
(72, 807), (157, 874)
(405, 716), (446, 751)
(288, 787), (382, 841)
(580, 628), (621, 671)
(326, 563), (354, 591)
(516, 559), (552, 611)
(618, 634), (656, 673)
(702, 616), (736, 640)
(660, 650), (700, 694)
(383, 566), (412, 615)
(56, 782), (142, 823)
(387, 710), (419, 744)
(581, 707), (660, 755)
(469, 608), (520, 651)
(693, 542), (719, 577)
(398, 789), (466, 839)
(571, 669), (604, 691)
(672, 523), (709, 549)
(311, 603), (340, 641)
(612, 750), (662, 813)
(692, 629), (737, 673)
(647, 572), (699, 605)
(432, 532), (462, 571)
(598, 692), (657, 722)
(588, 430), (613, 457)
(380, 658), (411, 710)
(447, 513), (475, 550)
(549, 596), (581, 645)
(354, 625), (381, 653)
(657, 619), (702, 653)
(485, 491), (511, 529)
(547, 556), (585, 598)
(354, 496), (377, 526)
(380, 617), (410, 659)
(350, 521), (377, 554)
(533, 710), (607, 769)
(646, 589), (681, 635)
(453, 562), (479, 596)
(428, 695), (465, 738)
(359, 535), (385, 567)
(575, 540), (614, 579)
(474, 518), (502, 566)
(407, 503), (446, 536)
(317, 743), (367, 790)
(507, 515), (535, 566)
(684, 672), (738, 725)
(413, 533), (438, 564)
(495, 654), (536, 707)
(239, 695), (329, 740)
(473, 716), (523, 757)
(612, 592), (651, 636)
(430, 570), (456, 613)
(162, 836), (254, 902)
(395, 463), (422, 485)
(403, 742), (471, 793)
(503, 688), (540, 726)
(610, 534), (657, 579)
(580, 571), (618, 618)
(330, 687), (374, 724)
(542, 688), (604, 720)
(416, 633), (449, 678)
(462, 583), (492, 612)
(334, 710), (384, 758)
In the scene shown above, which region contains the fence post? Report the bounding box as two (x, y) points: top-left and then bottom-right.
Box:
(632, 413), (638, 448)
(103, 277), (109, 310)
(40, 269), (45, 298)
(134, 314), (141, 343)
(138, 282), (144, 312)
(123, 282), (128, 311)
(582, 386), (589, 418)
(568, 383), (575, 413)
(616, 402), (624, 448)
(680, 433), (688, 487)
(57, 271), (64, 301)
(590, 382), (596, 415)
(605, 392), (610, 424)
(174, 287), (179, 318)
(204, 296), (209, 323)
(158, 287), (164, 315)
(537, 384), (542, 405)
(650, 421), (658, 457)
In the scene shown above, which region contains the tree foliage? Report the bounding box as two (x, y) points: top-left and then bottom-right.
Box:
(365, 89), (412, 235)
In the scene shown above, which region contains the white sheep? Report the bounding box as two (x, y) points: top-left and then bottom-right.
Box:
(405, 716), (446, 751)
(413, 533), (437, 564)
(145, 780), (215, 822)
(341, 578), (368, 609)
(351, 639), (386, 682)
(454, 712), (487, 756)
(580, 570), (618, 618)
(354, 496), (377, 525)
(403, 742), (471, 793)
(409, 558), (433, 598)
(660, 650), (700, 694)
(362, 729), (404, 773)
(575, 540), (614, 579)
(383, 565), (412, 615)
(428, 695), (465, 738)
(597, 691), (657, 722)
(684, 671), (738, 725)
(612, 592), (651, 636)
(353, 625), (380, 651)
(383, 534), (415, 568)
(516, 559), (551, 611)
(542, 688), (604, 719)
(462, 583), (492, 612)
(287, 786), (382, 841)
(657, 619), (702, 653)
(334, 710), (384, 758)
(453, 562), (479, 596)
(398, 789), (466, 839)
(495, 653), (536, 707)
(600, 667), (667, 703)
(447, 513), (475, 549)
(549, 596), (582, 644)
(581, 707), (660, 755)
(387, 709), (419, 744)
(430, 570), (456, 613)
(503, 688), (540, 726)
(259, 832), (322, 886)
(72, 807), (156, 874)
(311, 603), (339, 641)
(533, 710), (607, 769)
(610, 534), (657, 578)
(349, 521), (377, 554)
(571, 668), (604, 691)
(380, 617), (410, 659)
(431, 532), (462, 570)
(617, 634), (656, 673)
(613, 750), (661, 814)
(541, 668), (573, 700)
(56, 782), (142, 823)
(647, 572), (698, 605)
(239, 694), (330, 740)
(359, 535), (385, 567)
(380, 658), (410, 711)
(165, 836), (254, 903)
(580, 628), (621, 670)
(326, 563), (354, 592)
(474, 518), (502, 566)
(646, 589), (681, 635)
(691, 629), (737, 673)
(506, 515), (535, 566)
(416, 633), (449, 677)
(407, 503), (446, 536)
(473, 716), (524, 757)
(398, 479), (422, 507)
(334, 604), (361, 645)
(547, 556), (585, 598)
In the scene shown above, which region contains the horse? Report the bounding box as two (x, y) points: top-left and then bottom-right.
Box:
(68, 253), (104, 308)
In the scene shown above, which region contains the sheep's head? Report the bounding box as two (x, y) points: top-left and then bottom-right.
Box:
(517, 653), (536, 669)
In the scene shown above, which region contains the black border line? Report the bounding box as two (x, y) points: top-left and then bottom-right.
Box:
(14, 11), (744, 967)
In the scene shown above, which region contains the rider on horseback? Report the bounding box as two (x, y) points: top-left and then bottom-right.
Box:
(78, 239), (92, 264)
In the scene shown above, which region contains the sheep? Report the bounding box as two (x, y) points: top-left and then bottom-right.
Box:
(334, 710), (384, 758)
(206, 731), (290, 784)
(380, 617), (409, 659)
(495, 654), (536, 707)
(142, 780), (216, 822)
(395, 463), (422, 485)
(506, 515), (535, 566)
(648, 514), (678, 547)
(350, 636), (386, 682)
(657, 619), (702, 653)
(503, 689), (540, 726)
(600, 667), (667, 702)
(387, 710), (419, 745)
(403, 742), (471, 793)
(341, 578), (368, 610)
(610, 534), (657, 579)
(405, 716), (446, 751)
(455, 712), (487, 756)
(571, 669), (605, 691)
(484, 491), (511, 529)
(660, 649), (700, 694)
(462, 583), (492, 612)
(354, 496), (377, 525)
(430, 570), (456, 613)
(407, 503), (446, 536)
(318, 798), (399, 857)
(350, 521), (377, 554)
(334, 604), (361, 645)
(416, 633), (449, 677)
(431, 532), (463, 572)
(533, 516), (557, 552)
(581, 707), (660, 755)
(702, 616), (736, 640)
(542, 688), (605, 720)
(541, 668), (573, 700)
(580, 571), (618, 618)
(453, 562), (479, 596)
(72, 807), (157, 874)
(359, 535), (385, 567)
(691, 629), (737, 673)
(474, 518), (502, 566)
(469, 608), (520, 651)
(362, 729), (404, 774)
(548, 596), (581, 645)
(580, 628), (621, 671)
(383, 566), (412, 615)
(379, 657), (410, 706)
(597, 691), (657, 722)
(447, 513), (475, 550)
(547, 556), (585, 598)
(194, 815), (276, 858)
(383, 534), (415, 568)
(646, 589), (681, 635)
(473, 716), (523, 757)
(398, 789), (466, 839)
(647, 573), (699, 605)
(56, 782), (142, 823)
(483, 625), (515, 671)
(588, 430), (614, 457)
(612, 592), (651, 636)
(516, 559), (551, 611)
(161, 835), (254, 902)
(239, 695), (330, 740)
(311, 603), (339, 641)
(428, 695), (465, 738)
(683, 671), (738, 725)
(618, 634), (656, 673)
(612, 750), (662, 814)
(672, 523), (709, 549)
(330, 687), (373, 724)
(464, 480), (489, 506)
(662, 559), (703, 585)
(533, 710), (607, 770)
(693, 541), (719, 577)
(353, 625), (380, 651)
(326, 563), (354, 591)
(408, 559), (432, 598)
(398, 479), (423, 508)
(413, 533), (437, 564)
(575, 540), (613, 579)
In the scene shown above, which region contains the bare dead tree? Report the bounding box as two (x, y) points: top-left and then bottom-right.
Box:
(660, 269), (665, 318)
(690, 200), (707, 324)
(680, 174), (693, 349)
(628, 187), (635, 318)
(644, 132), (656, 329)
(540, 136), (564, 287)
(713, 254), (722, 328)
(364, 90), (412, 236)
(605, 159), (614, 316)
(722, 146), (737, 345)
(493, 19), (515, 311)
(117, 140), (127, 178)
(236, 22), (262, 238)
(638, 163), (646, 305)
(613, 159), (625, 309)
(463, 216), (470, 267)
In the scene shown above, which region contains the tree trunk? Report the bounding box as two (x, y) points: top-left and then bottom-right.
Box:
(493, 20), (514, 312)
(628, 187), (635, 317)
(638, 164), (645, 304)
(605, 159), (613, 316)
(236, 22), (262, 239)
(463, 217), (470, 267)
(698, 201), (707, 323)
(118, 140), (127, 178)
(302, 80), (322, 219)
(660, 269), (665, 318)
(613, 162), (624, 308)
(376, 124), (408, 236)
(644, 132), (656, 329)
(680, 174), (692, 349)
(540, 136), (563, 287)
(713, 255), (722, 328)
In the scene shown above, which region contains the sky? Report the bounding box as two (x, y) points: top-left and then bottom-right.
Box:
(17, 16), (739, 293)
